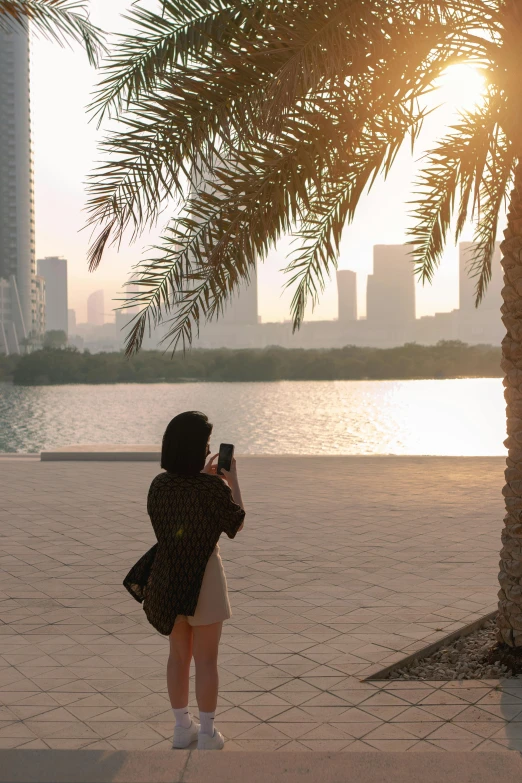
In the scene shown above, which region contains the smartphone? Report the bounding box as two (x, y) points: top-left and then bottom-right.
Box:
(217, 443), (234, 476)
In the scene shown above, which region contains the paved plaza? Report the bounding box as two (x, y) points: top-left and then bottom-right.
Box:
(1, 455), (522, 755)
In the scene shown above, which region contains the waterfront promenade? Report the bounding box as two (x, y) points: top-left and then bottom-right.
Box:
(1, 454), (521, 758)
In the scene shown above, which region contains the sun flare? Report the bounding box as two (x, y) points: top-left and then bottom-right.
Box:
(437, 63), (487, 110)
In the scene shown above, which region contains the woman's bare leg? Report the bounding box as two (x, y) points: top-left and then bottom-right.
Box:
(192, 622), (222, 713)
(167, 620), (193, 708)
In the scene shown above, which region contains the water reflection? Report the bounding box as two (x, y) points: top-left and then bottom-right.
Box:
(0, 378), (506, 455)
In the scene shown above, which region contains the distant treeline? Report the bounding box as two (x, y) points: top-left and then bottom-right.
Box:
(0, 342), (502, 385)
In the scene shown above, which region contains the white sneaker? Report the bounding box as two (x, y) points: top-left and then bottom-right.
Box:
(172, 718), (200, 749)
(197, 729), (225, 750)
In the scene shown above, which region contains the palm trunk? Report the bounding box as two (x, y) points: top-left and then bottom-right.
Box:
(498, 160), (522, 648)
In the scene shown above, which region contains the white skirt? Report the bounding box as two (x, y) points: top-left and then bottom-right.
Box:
(174, 544), (231, 627)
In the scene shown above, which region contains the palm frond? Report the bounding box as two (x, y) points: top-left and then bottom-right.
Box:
(468, 128), (514, 304)
(408, 93), (505, 285)
(0, 0), (106, 66)
(86, 0), (461, 273)
(118, 105), (351, 354)
(259, 0), (458, 131)
(119, 82), (429, 353)
(86, 56), (276, 267)
(89, 0), (274, 123)
(86, 116), (185, 271)
(285, 102), (427, 329)
(86, 0), (508, 352)
(278, 3), (494, 327)
(258, 0), (392, 132)
(258, 0), (503, 137)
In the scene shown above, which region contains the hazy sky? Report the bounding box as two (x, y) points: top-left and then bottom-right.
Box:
(30, 0), (504, 325)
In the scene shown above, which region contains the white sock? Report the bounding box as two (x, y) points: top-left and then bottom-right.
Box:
(172, 706), (191, 729)
(199, 710), (215, 736)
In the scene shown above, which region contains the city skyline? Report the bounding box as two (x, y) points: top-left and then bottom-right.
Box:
(68, 239), (501, 329)
(29, 0), (506, 326)
(66, 242), (503, 354)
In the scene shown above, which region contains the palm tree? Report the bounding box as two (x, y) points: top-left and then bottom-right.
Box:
(86, 0), (522, 649)
(0, 0), (106, 65)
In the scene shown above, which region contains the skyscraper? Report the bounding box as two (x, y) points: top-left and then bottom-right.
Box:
(458, 241), (504, 344)
(0, 278), (25, 353)
(459, 242), (502, 312)
(115, 307), (138, 349)
(219, 262), (259, 326)
(68, 309), (77, 335)
(87, 290), (105, 326)
(37, 256), (68, 333)
(0, 26), (36, 352)
(365, 245), (416, 346)
(367, 245), (416, 324)
(336, 270), (357, 322)
(187, 159), (259, 330)
(33, 275), (46, 339)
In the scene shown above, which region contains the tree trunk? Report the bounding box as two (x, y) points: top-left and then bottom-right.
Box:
(498, 160), (522, 648)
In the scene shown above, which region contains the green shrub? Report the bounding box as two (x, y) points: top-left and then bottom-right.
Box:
(9, 341), (502, 385)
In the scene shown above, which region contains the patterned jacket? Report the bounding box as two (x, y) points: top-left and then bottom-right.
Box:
(123, 472), (245, 635)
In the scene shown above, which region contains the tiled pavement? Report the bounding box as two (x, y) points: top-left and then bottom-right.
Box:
(1, 454), (521, 753)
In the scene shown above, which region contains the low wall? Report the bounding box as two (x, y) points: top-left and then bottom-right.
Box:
(40, 445), (161, 461)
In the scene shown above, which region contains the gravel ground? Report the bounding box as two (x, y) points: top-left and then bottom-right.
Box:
(385, 619), (522, 680)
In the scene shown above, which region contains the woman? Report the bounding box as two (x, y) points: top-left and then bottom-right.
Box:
(124, 411), (245, 750)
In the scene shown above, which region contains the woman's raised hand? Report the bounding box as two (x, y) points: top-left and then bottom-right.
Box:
(202, 454), (239, 486)
(201, 453), (219, 475)
(221, 457), (238, 486)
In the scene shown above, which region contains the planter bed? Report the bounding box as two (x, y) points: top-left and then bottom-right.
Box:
(374, 615), (522, 681)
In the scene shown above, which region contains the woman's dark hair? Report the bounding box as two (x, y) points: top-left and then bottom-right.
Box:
(161, 411), (213, 476)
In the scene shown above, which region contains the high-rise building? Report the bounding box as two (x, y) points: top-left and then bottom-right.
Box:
(115, 308), (138, 329)
(218, 261), (259, 326)
(187, 159), (259, 329)
(33, 275), (46, 340)
(0, 277), (24, 353)
(87, 290), (105, 326)
(367, 245), (416, 324)
(68, 309), (77, 335)
(459, 241), (502, 312)
(37, 256), (68, 333)
(458, 241), (504, 344)
(365, 245), (416, 346)
(115, 308), (138, 349)
(0, 26), (36, 352)
(336, 270), (357, 322)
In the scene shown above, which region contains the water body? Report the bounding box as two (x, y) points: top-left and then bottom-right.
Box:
(0, 378), (506, 456)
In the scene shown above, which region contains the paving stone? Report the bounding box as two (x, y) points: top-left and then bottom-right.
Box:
(231, 739), (291, 751)
(364, 739), (419, 751)
(299, 739), (354, 751)
(0, 456), (518, 753)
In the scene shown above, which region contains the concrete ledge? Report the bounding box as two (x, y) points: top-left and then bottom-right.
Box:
(0, 749), (187, 783)
(39, 451), (509, 463)
(365, 610), (497, 680)
(38, 451), (509, 462)
(40, 445), (161, 462)
(1, 750), (522, 783)
(0, 453), (39, 460)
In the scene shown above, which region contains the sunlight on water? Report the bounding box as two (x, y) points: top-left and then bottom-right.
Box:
(0, 378), (506, 455)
